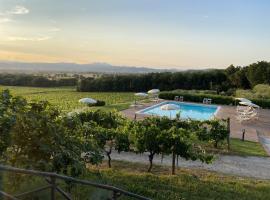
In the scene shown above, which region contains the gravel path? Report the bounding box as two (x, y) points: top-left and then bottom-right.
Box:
(111, 151), (270, 179)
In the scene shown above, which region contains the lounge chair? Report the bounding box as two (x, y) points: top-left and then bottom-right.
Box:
(203, 98), (208, 104)
(236, 106), (259, 122)
(174, 96), (179, 101)
(207, 98), (212, 104)
(179, 96), (184, 102)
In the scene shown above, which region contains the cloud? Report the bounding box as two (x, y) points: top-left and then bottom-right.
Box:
(8, 6), (29, 15)
(0, 5), (29, 17)
(8, 36), (52, 41)
(48, 27), (61, 32)
(0, 18), (12, 23)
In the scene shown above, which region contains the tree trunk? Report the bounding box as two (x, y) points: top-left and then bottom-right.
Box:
(214, 140), (218, 148)
(172, 151), (176, 175)
(106, 148), (112, 168)
(147, 153), (155, 172)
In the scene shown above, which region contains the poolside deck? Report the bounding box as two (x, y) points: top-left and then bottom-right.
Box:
(121, 100), (270, 142)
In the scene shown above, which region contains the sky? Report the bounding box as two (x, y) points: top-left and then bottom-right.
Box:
(0, 0), (270, 69)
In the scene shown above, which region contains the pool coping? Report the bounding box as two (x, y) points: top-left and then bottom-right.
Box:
(136, 100), (221, 120)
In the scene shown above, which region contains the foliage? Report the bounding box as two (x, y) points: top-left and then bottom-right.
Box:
(0, 90), (103, 177)
(74, 110), (129, 168)
(236, 84), (270, 99)
(76, 61), (270, 93)
(131, 117), (214, 174)
(0, 73), (77, 87)
(94, 100), (106, 106)
(160, 126), (213, 174)
(246, 61), (270, 87)
(159, 91), (237, 105)
(0, 90), (27, 157)
(77, 70), (228, 92)
(198, 119), (229, 148)
(131, 118), (163, 172)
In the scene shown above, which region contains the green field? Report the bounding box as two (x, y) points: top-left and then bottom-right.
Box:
(0, 86), (139, 112)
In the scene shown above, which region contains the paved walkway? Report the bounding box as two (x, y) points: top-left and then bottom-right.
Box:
(111, 151), (270, 179)
(121, 101), (270, 142)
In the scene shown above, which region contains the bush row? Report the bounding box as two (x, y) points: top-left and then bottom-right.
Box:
(159, 92), (270, 108)
(159, 92), (237, 105)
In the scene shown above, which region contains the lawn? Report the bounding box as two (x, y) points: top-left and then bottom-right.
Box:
(230, 138), (268, 157)
(0, 86), (140, 112)
(203, 138), (268, 157)
(85, 161), (270, 200)
(4, 161), (270, 200)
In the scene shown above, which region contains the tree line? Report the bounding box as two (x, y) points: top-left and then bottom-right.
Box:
(0, 74), (77, 87)
(0, 90), (229, 176)
(78, 61), (270, 92)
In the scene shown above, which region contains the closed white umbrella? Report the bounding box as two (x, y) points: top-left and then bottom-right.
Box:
(239, 101), (260, 108)
(161, 104), (180, 119)
(147, 89), (160, 94)
(79, 98), (97, 104)
(235, 98), (252, 103)
(135, 92), (148, 97)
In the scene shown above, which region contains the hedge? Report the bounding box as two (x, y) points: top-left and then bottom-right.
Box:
(87, 100), (106, 107)
(159, 92), (270, 108)
(251, 99), (270, 109)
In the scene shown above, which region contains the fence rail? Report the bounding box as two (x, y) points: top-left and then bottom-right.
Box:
(0, 165), (151, 200)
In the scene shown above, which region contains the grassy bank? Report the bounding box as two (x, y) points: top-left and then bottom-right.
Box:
(83, 161), (270, 200)
(4, 161), (270, 200)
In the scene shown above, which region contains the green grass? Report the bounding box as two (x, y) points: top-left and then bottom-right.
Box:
(230, 138), (268, 157)
(0, 86), (140, 112)
(84, 161), (270, 200)
(201, 138), (268, 157)
(4, 161), (270, 200)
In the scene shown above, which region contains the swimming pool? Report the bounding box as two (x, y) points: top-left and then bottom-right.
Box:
(137, 101), (219, 121)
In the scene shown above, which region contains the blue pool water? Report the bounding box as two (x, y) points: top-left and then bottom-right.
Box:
(137, 101), (219, 121)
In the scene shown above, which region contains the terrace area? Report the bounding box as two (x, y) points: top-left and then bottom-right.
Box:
(121, 100), (270, 143)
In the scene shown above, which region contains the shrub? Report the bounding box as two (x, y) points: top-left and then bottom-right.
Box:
(251, 98), (270, 109)
(159, 91), (270, 108)
(95, 100), (106, 106)
(87, 100), (106, 107)
(159, 92), (237, 105)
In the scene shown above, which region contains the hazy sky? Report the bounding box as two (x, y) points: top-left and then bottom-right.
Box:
(0, 0), (270, 69)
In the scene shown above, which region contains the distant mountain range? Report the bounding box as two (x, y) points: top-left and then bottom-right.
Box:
(0, 61), (179, 74)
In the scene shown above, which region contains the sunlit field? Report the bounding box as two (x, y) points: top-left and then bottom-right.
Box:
(0, 86), (139, 112)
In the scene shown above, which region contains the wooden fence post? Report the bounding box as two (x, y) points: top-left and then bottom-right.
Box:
(50, 176), (56, 200)
(242, 129), (245, 141)
(227, 117), (230, 151)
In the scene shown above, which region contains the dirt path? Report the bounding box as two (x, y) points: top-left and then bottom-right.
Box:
(111, 151), (270, 179)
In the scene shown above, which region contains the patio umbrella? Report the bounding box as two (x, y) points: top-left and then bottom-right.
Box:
(135, 92), (148, 97)
(235, 98), (252, 103)
(161, 104), (180, 119)
(147, 89), (160, 94)
(79, 98), (97, 105)
(239, 101), (260, 108)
